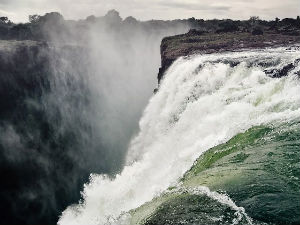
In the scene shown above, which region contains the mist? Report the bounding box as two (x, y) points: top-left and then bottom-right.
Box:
(0, 10), (189, 224)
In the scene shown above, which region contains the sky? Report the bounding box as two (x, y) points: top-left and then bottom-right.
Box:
(0, 0), (299, 23)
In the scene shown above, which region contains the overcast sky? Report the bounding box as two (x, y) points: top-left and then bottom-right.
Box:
(0, 0), (299, 23)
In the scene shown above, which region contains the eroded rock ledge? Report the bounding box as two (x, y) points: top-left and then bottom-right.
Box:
(158, 30), (300, 83)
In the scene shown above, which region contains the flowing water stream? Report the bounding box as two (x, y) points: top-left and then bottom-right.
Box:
(59, 47), (300, 225)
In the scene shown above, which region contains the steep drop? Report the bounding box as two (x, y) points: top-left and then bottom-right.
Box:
(59, 47), (300, 225)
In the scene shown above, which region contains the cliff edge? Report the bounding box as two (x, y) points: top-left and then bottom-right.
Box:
(158, 30), (300, 83)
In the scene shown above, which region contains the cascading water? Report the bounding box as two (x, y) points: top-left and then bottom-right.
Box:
(58, 47), (300, 225)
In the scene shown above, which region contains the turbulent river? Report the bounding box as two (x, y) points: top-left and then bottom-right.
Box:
(58, 47), (300, 225)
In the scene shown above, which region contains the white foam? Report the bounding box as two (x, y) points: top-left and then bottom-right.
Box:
(170, 185), (253, 225)
(58, 47), (300, 225)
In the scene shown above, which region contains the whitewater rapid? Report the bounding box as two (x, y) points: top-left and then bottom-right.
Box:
(58, 47), (300, 225)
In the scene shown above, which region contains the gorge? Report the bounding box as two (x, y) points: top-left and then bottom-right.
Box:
(0, 10), (299, 225)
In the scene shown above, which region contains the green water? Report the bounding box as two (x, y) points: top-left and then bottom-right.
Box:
(142, 193), (249, 225)
(130, 120), (300, 225)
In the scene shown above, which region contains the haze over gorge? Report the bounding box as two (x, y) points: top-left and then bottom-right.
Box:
(0, 5), (299, 225)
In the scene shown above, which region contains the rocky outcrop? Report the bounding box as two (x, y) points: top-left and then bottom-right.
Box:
(158, 30), (300, 83)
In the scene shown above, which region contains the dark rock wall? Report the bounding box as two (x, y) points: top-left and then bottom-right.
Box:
(157, 31), (300, 83)
(0, 41), (107, 225)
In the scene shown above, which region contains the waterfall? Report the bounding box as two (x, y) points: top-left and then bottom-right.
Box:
(58, 47), (300, 225)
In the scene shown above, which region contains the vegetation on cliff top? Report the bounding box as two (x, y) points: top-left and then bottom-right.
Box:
(157, 17), (300, 82)
(1, 11), (300, 42)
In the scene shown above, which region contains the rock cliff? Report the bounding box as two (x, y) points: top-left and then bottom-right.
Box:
(158, 30), (300, 83)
